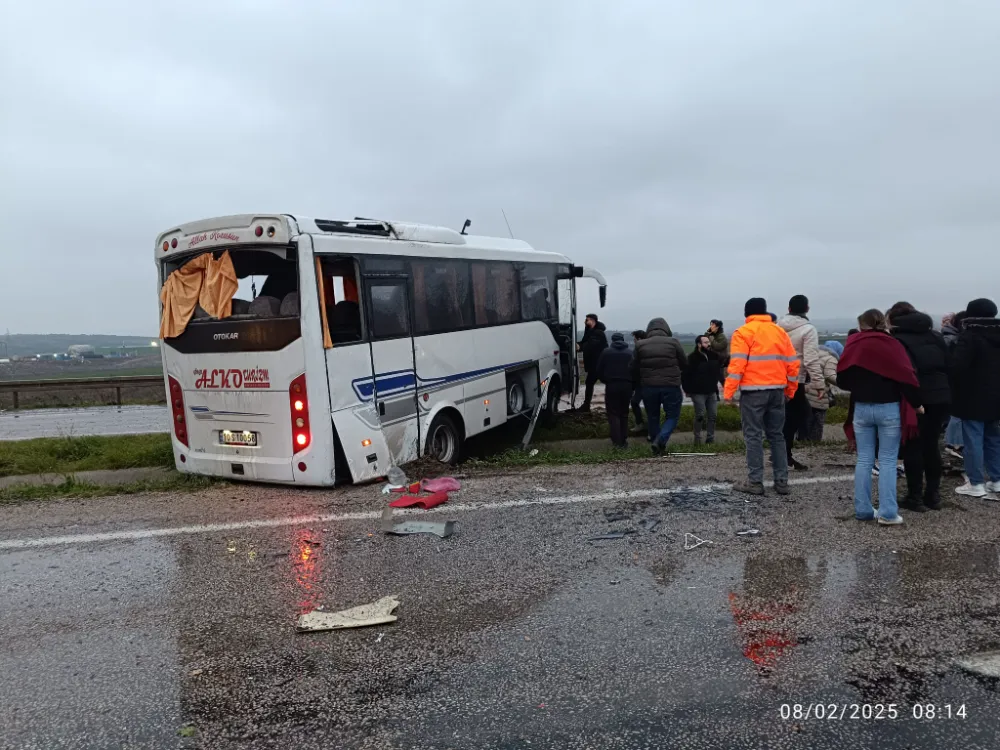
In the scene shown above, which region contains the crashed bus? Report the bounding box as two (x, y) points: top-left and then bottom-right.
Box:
(155, 214), (607, 486)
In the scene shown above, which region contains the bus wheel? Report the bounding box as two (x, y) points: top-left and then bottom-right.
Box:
(541, 378), (561, 428)
(427, 412), (463, 465)
(506, 379), (526, 415)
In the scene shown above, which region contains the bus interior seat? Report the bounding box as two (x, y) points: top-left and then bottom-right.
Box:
(231, 298), (251, 316)
(279, 292), (299, 317)
(249, 295), (282, 318)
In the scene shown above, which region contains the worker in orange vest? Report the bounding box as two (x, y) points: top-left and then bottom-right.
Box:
(724, 298), (801, 496)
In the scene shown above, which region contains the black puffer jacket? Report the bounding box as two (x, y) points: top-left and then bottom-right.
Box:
(682, 348), (722, 395)
(580, 322), (608, 372)
(631, 318), (687, 388)
(596, 339), (633, 386)
(891, 311), (950, 405)
(951, 317), (1000, 421)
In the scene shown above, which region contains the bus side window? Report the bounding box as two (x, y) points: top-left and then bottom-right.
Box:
(320, 258), (364, 344)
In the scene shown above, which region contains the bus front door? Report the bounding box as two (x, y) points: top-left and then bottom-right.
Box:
(365, 279), (421, 468)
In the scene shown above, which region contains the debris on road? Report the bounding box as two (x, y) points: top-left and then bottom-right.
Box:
(587, 530), (637, 541)
(386, 521), (456, 538)
(420, 476), (461, 493)
(389, 491), (450, 510)
(603, 509), (629, 523)
(637, 517), (661, 533)
(297, 595), (400, 633)
(683, 533), (714, 550)
(386, 466), (408, 486)
(954, 651), (1000, 679)
(381, 483), (405, 495)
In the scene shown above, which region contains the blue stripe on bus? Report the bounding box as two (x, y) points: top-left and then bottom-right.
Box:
(351, 360), (534, 403)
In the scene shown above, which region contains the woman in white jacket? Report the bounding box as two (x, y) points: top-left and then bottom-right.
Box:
(801, 340), (844, 441)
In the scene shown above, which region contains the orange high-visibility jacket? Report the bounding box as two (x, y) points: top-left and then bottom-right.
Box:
(723, 315), (801, 400)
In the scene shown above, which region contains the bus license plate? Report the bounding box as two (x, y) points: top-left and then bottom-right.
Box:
(220, 430), (258, 447)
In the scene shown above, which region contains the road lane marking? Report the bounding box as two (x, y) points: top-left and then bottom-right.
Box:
(0, 474), (853, 550)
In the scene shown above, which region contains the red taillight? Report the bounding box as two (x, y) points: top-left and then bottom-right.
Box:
(171, 238), (178, 248)
(254, 225), (263, 237)
(290, 374), (310, 453)
(168, 376), (188, 447)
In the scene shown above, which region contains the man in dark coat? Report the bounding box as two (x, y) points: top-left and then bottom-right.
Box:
(682, 335), (722, 444)
(597, 333), (634, 448)
(578, 314), (607, 412)
(951, 298), (1000, 497)
(631, 317), (687, 455)
(888, 302), (951, 510)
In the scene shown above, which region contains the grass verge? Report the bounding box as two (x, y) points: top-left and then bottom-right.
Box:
(0, 433), (174, 478)
(0, 473), (217, 504)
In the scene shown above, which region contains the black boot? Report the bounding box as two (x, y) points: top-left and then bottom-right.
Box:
(924, 489), (942, 510)
(900, 493), (927, 513)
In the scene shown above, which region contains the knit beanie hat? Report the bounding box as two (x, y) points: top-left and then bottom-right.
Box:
(966, 298), (998, 318)
(744, 298), (768, 317)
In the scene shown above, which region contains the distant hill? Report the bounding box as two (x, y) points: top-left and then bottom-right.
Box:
(0, 334), (156, 358)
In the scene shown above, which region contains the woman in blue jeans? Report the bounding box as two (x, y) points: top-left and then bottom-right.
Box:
(837, 310), (923, 525)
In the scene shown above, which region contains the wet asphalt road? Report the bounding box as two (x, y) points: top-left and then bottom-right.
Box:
(0, 405), (169, 441)
(1, 445), (999, 749)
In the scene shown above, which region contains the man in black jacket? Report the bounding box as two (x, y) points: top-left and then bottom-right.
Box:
(951, 298), (1000, 498)
(682, 335), (722, 445)
(578, 314), (608, 412)
(888, 302), (951, 510)
(632, 318), (687, 455)
(630, 330), (646, 433)
(597, 333), (635, 448)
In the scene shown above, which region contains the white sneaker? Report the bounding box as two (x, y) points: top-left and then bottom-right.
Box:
(987, 481), (1000, 492)
(878, 515), (905, 526)
(956, 482), (988, 498)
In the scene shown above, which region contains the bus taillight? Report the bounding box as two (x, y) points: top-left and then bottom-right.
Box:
(290, 374), (310, 453)
(168, 376), (189, 447)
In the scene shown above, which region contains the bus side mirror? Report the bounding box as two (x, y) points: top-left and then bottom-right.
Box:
(599, 286), (607, 308)
(571, 265), (584, 278)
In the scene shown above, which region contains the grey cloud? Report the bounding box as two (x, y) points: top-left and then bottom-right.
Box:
(2, 0), (999, 335)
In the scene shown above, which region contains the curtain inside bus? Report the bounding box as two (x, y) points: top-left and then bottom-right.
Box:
(316, 257), (333, 349)
(159, 251), (239, 339)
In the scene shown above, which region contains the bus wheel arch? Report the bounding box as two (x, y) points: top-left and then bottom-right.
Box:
(541, 375), (561, 428)
(425, 408), (465, 465)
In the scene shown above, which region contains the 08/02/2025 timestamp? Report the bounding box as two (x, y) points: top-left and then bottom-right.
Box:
(779, 704), (968, 720)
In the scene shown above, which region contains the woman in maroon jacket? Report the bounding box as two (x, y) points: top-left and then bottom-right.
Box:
(837, 310), (923, 526)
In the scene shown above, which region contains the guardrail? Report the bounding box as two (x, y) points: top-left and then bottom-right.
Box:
(0, 375), (164, 410)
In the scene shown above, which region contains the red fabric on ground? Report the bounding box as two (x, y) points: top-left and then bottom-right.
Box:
(388, 491), (450, 510)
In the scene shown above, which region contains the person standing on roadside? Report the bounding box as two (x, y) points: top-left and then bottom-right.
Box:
(630, 330), (646, 434)
(596, 332), (634, 449)
(632, 318), (687, 456)
(683, 335), (722, 444)
(887, 302), (951, 511)
(837, 309), (923, 526)
(706, 320), (729, 382)
(779, 295), (824, 471)
(578, 314), (607, 412)
(724, 298), (800, 496)
(801, 340), (844, 441)
(950, 298), (1000, 498)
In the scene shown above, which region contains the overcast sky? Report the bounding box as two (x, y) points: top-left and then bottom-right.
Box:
(2, 0), (998, 335)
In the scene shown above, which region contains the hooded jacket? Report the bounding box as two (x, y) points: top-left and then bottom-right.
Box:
(950, 316), (1000, 421)
(806, 345), (843, 409)
(580, 321), (608, 372)
(596, 337), (634, 386)
(778, 314), (824, 388)
(631, 318), (687, 388)
(891, 311), (951, 406)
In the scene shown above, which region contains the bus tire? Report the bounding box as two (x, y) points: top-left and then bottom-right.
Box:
(506, 378), (526, 415)
(541, 377), (561, 428)
(426, 412), (463, 465)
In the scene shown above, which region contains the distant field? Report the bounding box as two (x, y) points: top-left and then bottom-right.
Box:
(0, 356), (166, 409)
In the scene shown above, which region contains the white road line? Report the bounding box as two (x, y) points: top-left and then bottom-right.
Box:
(0, 474), (853, 551)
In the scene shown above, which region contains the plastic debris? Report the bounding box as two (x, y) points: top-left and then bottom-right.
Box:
(386, 521), (456, 538)
(684, 533), (714, 550)
(297, 595), (400, 633)
(389, 491), (450, 510)
(638, 517), (661, 533)
(420, 477), (462, 493)
(386, 466), (408, 486)
(375, 632), (385, 643)
(588, 530), (637, 541)
(529, 449), (539, 457)
(736, 529), (761, 536)
(226, 541), (237, 554)
(381, 484), (405, 495)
